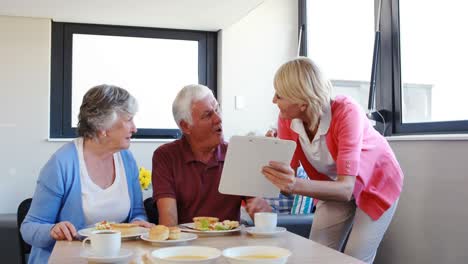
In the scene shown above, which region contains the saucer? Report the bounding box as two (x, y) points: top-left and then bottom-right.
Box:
(245, 226), (287, 237)
(80, 248), (133, 263)
(140, 232), (198, 245)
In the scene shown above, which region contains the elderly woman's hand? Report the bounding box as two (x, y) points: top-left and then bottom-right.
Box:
(131, 220), (154, 228)
(262, 161), (296, 195)
(50, 221), (77, 241)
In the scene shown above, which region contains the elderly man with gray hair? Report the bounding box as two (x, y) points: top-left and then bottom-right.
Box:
(152, 84), (272, 226)
(21, 84), (150, 264)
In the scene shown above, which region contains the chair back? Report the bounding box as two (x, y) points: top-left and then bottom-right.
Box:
(17, 198), (32, 264)
(143, 197), (158, 224)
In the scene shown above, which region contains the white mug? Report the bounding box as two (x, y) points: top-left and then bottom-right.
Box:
(254, 212), (277, 232)
(82, 230), (121, 257)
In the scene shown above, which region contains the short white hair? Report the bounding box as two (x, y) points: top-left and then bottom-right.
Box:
(172, 84), (214, 128)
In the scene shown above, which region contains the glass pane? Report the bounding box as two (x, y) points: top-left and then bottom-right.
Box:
(307, 0), (374, 110)
(71, 34), (199, 129)
(400, 0), (468, 123)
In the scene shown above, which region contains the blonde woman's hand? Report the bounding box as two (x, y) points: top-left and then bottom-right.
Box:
(265, 128), (277, 137)
(131, 220), (154, 228)
(50, 221), (77, 241)
(262, 161), (296, 195)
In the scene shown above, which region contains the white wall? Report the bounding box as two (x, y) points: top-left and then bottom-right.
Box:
(219, 0), (297, 138)
(375, 140), (468, 264)
(0, 0), (297, 213)
(0, 16), (62, 213)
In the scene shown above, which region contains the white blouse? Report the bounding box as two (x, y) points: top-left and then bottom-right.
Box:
(290, 103), (337, 180)
(75, 138), (131, 226)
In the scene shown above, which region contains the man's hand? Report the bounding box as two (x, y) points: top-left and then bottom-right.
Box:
(50, 221), (77, 241)
(245, 198), (273, 219)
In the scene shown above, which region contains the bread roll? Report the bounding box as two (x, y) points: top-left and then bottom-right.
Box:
(110, 223), (139, 236)
(168, 226), (181, 240)
(149, 225), (169, 240)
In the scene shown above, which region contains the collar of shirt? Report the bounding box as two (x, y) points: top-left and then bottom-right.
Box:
(290, 102), (332, 142)
(180, 135), (226, 165)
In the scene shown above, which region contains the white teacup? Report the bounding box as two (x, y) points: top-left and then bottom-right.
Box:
(254, 212), (277, 232)
(82, 230), (121, 257)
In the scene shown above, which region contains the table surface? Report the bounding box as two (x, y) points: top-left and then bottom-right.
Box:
(49, 228), (364, 264)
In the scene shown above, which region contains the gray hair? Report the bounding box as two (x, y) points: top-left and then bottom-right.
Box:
(172, 84), (214, 128)
(77, 84), (138, 139)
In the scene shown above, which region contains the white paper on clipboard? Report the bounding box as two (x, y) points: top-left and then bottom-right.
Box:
(219, 136), (297, 198)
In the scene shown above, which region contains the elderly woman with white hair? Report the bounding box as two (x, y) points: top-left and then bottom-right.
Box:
(21, 84), (151, 264)
(262, 57), (404, 263)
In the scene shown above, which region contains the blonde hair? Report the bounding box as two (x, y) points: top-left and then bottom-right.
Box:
(274, 57), (332, 131)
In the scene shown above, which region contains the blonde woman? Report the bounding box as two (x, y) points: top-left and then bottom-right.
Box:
(262, 57), (403, 263)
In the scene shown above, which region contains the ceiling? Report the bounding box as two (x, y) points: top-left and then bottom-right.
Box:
(0, 0), (265, 31)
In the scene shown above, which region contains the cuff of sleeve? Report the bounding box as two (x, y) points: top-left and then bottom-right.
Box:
(130, 216), (148, 222)
(337, 159), (359, 176)
(153, 193), (176, 201)
(42, 224), (56, 247)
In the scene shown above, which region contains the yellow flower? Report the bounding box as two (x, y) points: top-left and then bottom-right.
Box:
(139, 167), (152, 190)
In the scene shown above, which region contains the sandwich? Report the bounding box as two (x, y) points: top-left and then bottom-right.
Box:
(95, 220), (112, 230)
(149, 225), (169, 240)
(193, 216), (219, 224)
(110, 223), (140, 236)
(193, 216), (219, 230)
(168, 226), (181, 240)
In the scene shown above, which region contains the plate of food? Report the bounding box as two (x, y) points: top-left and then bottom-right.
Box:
(179, 217), (241, 236)
(78, 221), (149, 239)
(141, 225), (198, 245)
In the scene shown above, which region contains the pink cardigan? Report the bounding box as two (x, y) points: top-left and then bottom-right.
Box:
(278, 95), (403, 220)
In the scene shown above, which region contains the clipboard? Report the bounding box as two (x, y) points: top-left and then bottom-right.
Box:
(219, 136), (297, 198)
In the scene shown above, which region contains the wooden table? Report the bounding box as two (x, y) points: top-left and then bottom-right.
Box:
(49, 230), (364, 263)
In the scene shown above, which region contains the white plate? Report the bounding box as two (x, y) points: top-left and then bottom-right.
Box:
(78, 227), (149, 239)
(80, 248), (133, 263)
(152, 246), (221, 263)
(223, 246), (291, 264)
(179, 223), (241, 236)
(245, 227), (287, 237)
(140, 232), (198, 245)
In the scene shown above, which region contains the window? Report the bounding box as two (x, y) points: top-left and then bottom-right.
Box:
(50, 22), (217, 139)
(305, 0), (375, 111)
(300, 0), (468, 135)
(394, 0), (468, 133)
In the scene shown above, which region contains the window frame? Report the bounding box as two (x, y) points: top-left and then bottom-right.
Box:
(50, 21), (217, 139)
(391, 0), (468, 134)
(299, 0), (468, 136)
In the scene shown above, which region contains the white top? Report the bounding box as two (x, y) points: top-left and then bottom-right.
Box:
(290, 103), (337, 180)
(74, 138), (131, 226)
